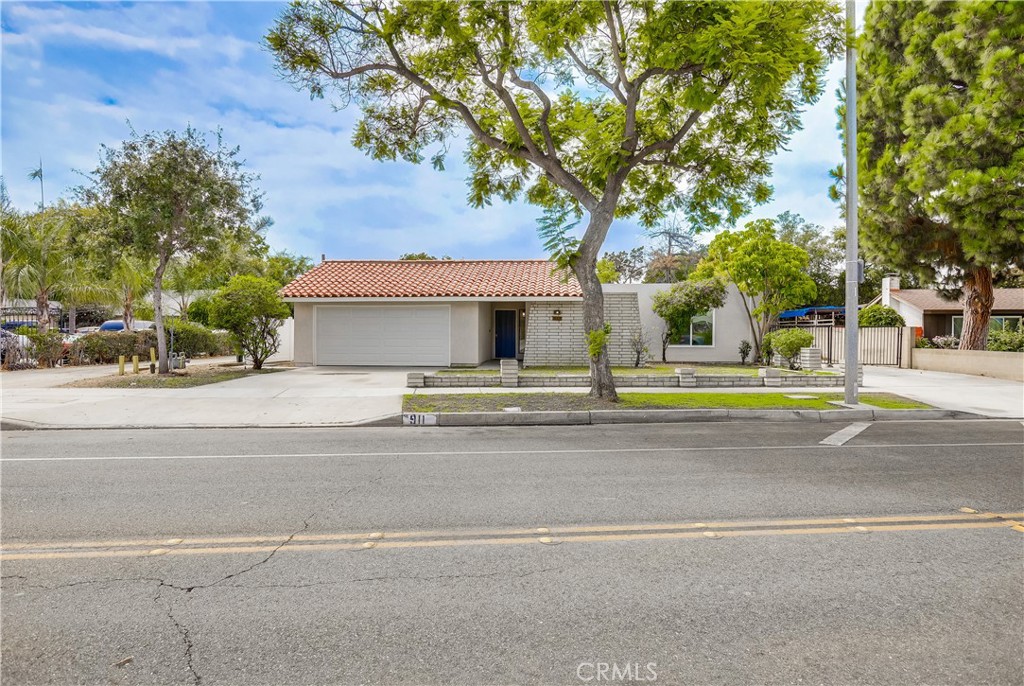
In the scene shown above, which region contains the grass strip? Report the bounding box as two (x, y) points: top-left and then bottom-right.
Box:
(404, 392), (931, 413)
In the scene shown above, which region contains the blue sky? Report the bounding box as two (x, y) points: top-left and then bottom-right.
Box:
(2, 1), (849, 261)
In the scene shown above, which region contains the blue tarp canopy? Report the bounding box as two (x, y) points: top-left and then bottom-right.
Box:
(778, 306), (845, 319)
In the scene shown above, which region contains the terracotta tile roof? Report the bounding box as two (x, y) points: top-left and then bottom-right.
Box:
(280, 260), (583, 299)
(892, 288), (1024, 312)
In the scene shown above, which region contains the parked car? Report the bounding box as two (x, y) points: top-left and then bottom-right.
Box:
(75, 326), (100, 334)
(97, 319), (156, 332)
(1, 320), (38, 332)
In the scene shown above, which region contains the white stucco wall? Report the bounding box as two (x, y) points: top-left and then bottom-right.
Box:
(450, 302), (485, 366)
(604, 283), (751, 363)
(293, 303), (315, 366)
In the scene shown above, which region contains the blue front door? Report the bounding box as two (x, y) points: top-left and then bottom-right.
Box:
(495, 310), (517, 358)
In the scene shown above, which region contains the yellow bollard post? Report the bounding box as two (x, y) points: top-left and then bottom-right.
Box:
(132, 355), (140, 374)
(118, 355), (125, 376)
(150, 347), (157, 374)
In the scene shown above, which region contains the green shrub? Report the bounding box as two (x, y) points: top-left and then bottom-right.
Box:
(760, 332), (775, 365)
(211, 276), (290, 369)
(767, 328), (814, 369)
(75, 332), (133, 364)
(165, 319), (220, 357)
(858, 304), (905, 327)
(187, 295), (214, 326)
(17, 326), (66, 368)
(738, 339), (752, 365)
(987, 328), (1024, 352)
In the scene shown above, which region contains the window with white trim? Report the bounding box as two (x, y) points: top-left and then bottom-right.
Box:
(669, 310), (714, 346)
(952, 315), (1021, 335)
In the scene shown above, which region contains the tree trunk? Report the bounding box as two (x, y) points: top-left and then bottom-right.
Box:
(959, 266), (994, 351)
(572, 211), (618, 401)
(68, 304), (77, 334)
(36, 293), (50, 333)
(154, 255), (169, 374)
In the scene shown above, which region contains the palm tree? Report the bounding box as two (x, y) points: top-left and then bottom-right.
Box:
(1, 207), (77, 332)
(106, 255), (154, 330)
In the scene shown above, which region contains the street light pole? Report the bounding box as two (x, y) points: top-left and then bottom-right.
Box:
(844, 0), (860, 405)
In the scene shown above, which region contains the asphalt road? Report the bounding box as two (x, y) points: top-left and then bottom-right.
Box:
(2, 420), (1022, 685)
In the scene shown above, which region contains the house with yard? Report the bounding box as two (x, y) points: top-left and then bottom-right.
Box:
(280, 259), (750, 367)
(872, 276), (1024, 339)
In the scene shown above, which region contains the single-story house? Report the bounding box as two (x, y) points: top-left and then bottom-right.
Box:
(280, 259), (751, 367)
(872, 276), (1024, 339)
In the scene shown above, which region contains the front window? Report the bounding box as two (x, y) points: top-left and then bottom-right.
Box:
(670, 311), (714, 346)
(953, 315), (1021, 335)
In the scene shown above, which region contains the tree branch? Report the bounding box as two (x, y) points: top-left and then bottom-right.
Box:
(508, 68), (558, 159)
(602, 1), (630, 90)
(565, 44), (626, 104)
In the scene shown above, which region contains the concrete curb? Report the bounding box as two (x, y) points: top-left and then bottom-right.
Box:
(1, 408), (997, 432)
(422, 408), (983, 426)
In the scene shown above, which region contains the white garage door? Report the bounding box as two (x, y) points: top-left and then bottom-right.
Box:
(315, 306), (450, 366)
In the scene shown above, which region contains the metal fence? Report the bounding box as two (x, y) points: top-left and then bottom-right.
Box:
(784, 325), (904, 366)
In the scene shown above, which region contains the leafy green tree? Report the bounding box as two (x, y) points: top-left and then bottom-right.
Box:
(210, 275), (291, 370)
(398, 252), (453, 261)
(261, 250), (315, 286)
(267, 0), (844, 399)
(81, 127), (263, 373)
(775, 211), (843, 306)
(187, 295), (215, 327)
(651, 278), (727, 362)
(596, 258), (621, 284)
(858, 304), (905, 328)
(855, 1), (1024, 350)
(693, 219), (816, 358)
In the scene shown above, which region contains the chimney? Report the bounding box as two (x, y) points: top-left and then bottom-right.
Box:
(881, 274), (900, 306)
(321, 253), (326, 263)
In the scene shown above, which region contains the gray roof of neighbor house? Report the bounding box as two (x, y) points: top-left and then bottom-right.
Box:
(890, 288), (1024, 312)
(280, 259), (583, 299)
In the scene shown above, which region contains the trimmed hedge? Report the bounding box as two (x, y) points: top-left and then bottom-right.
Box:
(72, 322), (232, 364)
(858, 304), (905, 327)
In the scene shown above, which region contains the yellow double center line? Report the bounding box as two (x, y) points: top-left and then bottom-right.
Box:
(3, 511), (1021, 562)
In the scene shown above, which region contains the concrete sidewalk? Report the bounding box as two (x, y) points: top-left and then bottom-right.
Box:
(1, 365), (408, 429)
(2, 363), (1020, 429)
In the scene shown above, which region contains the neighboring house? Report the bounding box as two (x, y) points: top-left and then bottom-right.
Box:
(280, 259), (750, 367)
(872, 276), (1024, 338)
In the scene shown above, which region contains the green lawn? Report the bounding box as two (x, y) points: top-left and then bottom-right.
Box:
(403, 392), (931, 413)
(66, 365), (286, 389)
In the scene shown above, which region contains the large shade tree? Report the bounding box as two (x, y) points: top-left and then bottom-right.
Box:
(81, 127), (264, 373)
(267, 0), (844, 398)
(693, 219), (817, 358)
(856, 1), (1024, 350)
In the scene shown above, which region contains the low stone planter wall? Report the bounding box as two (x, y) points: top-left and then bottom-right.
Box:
(518, 375), (591, 387)
(779, 375), (844, 387)
(409, 369), (846, 388)
(424, 375), (500, 388)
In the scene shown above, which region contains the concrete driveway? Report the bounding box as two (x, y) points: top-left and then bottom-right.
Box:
(863, 366), (1024, 418)
(1, 365), (415, 429)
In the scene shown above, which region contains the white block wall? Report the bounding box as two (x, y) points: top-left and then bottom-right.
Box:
(522, 293), (641, 366)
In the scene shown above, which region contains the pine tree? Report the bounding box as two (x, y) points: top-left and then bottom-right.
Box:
(857, 1), (1024, 350)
